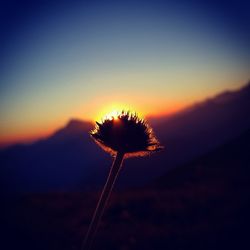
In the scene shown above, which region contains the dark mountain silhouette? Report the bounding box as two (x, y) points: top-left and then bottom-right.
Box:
(49, 119), (93, 141)
(0, 119), (110, 193)
(113, 82), (250, 186)
(1, 82), (250, 193)
(92, 127), (250, 250)
(2, 127), (250, 250)
(95, 127), (250, 250)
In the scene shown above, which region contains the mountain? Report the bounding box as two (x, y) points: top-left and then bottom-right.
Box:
(92, 128), (250, 250)
(95, 127), (250, 250)
(1, 82), (250, 193)
(117, 82), (250, 186)
(146, 82), (250, 169)
(49, 119), (93, 141)
(0, 120), (110, 193)
(154, 128), (250, 189)
(2, 128), (250, 250)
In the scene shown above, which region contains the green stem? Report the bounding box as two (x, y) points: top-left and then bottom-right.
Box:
(82, 151), (125, 250)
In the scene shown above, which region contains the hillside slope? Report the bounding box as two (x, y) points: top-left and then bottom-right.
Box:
(2, 129), (250, 249)
(1, 82), (250, 192)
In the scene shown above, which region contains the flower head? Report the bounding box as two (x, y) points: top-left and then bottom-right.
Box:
(90, 111), (162, 157)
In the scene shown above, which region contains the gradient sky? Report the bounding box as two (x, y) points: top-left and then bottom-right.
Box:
(0, 0), (249, 145)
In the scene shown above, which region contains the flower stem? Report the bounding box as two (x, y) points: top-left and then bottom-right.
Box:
(82, 151), (125, 250)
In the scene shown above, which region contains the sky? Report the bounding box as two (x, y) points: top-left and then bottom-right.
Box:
(0, 0), (249, 146)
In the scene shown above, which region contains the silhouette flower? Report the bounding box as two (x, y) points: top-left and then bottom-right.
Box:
(90, 111), (162, 157)
(82, 110), (162, 250)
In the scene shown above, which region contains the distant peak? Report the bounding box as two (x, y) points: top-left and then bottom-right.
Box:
(213, 81), (250, 104)
(48, 118), (93, 141)
(65, 118), (93, 130)
(66, 118), (86, 127)
(241, 80), (250, 92)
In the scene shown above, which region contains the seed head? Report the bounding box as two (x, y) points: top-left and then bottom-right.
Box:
(90, 111), (162, 157)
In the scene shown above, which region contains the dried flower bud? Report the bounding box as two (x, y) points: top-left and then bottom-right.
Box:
(90, 111), (162, 157)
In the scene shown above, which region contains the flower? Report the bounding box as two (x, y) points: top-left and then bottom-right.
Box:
(83, 110), (163, 249)
(90, 111), (162, 157)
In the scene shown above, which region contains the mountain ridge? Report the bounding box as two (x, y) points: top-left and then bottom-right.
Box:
(1, 82), (250, 193)
(2, 127), (250, 250)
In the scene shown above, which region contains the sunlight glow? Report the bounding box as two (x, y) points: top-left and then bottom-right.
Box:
(95, 103), (144, 122)
(104, 110), (120, 121)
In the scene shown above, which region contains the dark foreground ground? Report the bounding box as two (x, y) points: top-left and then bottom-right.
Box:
(2, 130), (250, 250)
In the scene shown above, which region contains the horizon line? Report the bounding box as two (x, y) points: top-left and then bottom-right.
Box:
(1, 81), (249, 149)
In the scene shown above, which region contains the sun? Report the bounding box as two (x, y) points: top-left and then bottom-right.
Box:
(95, 103), (143, 122)
(104, 110), (120, 120)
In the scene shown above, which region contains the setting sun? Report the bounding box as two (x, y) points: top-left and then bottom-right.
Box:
(104, 110), (120, 120)
(94, 103), (144, 122)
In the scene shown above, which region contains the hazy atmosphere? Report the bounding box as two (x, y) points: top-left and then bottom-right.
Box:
(1, 0), (249, 146)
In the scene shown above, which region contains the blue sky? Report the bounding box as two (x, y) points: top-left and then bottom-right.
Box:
(0, 0), (249, 144)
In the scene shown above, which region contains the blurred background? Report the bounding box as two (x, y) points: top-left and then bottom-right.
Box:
(1, 0), (250, 249)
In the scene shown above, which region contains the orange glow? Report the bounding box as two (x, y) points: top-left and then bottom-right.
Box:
(0, 101), (186, 148)
(103, 110), (120, 120)
(80, 92), (191, 124)
(94, 103), (144, 122)
(0, 121), (63, 148)
(0, 131), (50, 148)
